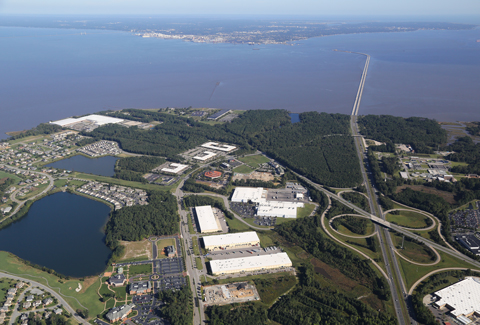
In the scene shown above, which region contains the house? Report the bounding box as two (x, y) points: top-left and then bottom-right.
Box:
(108, 274), (126, 287)
(23, 302), (31, 309)
(25, 295), (34, 302)
(54, 308), (62, 315)
(16, 282), (25, 289)
(165, 245), (176, 258)
(7, 288), (16, 295)
(33, 300), (41, 308)
(42, 298), (53, 306)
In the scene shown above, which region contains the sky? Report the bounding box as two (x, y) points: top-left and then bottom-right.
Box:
(1, 0), (480, 16)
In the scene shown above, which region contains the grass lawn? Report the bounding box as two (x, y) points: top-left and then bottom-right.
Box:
(0, 171), (21, 183)
(391, 233), (436, 264)
(0, 278), (17, 302)
(187, 213), (196, 234)
(225, 217), (252, 232)
(297, 203), (316, 219)
(334, 216), (375, 237)
(105, 298), (115, 310)
(17, 183), (49, 200)
(253, 273), (297, 306)
(257, 232), (275, 248)
(233, 165), (255, 174)
(111, 286), (127, 300)
(386, 211), (430, 229)
(99, 282), (112, 297)
(128, 264), (152, 277)
(69, 180), (87, 187)
(238, 155), (270, 168)
(192, 237), (201, 256)
(195, 257), (203, 270)
(0, 251), (104, 319)
(118, 256), (149, 263)
(54, 179), (68, 187)
(73, 172), (175, 192)
(157, 239), (175, 259)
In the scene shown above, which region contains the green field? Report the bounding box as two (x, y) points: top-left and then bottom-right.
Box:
(54, 179), (69, 187)
(391, 233), (436, 264)
(297, 203), (316, 219)
(386, 211), (430, 229)
(233, 165), (255, 174)
(0, 171), (21, 184)
(195, 257), (203, 270)
(192, 237), (201, 256)
(336, 219), (375, 237)
(257, 232), (275, 248)
(128, 264), (152, 277)
(17, 183), (49, 200)
(238, 155), (270, 168)
(225, 217), (252, 232)
(73, 172), (177, 192)
(187, 213), (196, 234)
(254, 274), (297, 306)
(0, 251), (105, 320)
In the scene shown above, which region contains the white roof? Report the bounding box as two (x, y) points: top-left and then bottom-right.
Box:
(195, 206), (221, 233)
(435, 277), (480, 317)
(161, 163), (189, 174)
(193, 151), (217, 161)
(201, 142), (237, 152)
(209, 253), (292, 274)
(399, 172), (409, 179)
(202, 232), (260, 247)
(231, 187), (266, 203)
(51, 114), (124, 127)
(257, 201), (303, 218)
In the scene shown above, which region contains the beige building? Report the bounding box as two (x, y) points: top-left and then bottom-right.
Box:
(202, 232), (260, 251)
(194, 206), (222, 233)
(209, 252), (292, 275)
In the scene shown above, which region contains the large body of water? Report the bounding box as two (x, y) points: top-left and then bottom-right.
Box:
(0, 192), (112, 277)
(46, 155), (118, 177)
(1, 25), (479, 139)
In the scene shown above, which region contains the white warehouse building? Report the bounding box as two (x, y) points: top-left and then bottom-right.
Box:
(161, 163), (189, 174)
(51, 114), (124, 127)
(201, 142), (237, 152)
(202, 232), (260, 251)
(209, 253), (292, 275)
(434, 277), (480, 321)
(194, 206), (222, 233)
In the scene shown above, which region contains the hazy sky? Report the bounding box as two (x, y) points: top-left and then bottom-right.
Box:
(1, 0), (479, 16)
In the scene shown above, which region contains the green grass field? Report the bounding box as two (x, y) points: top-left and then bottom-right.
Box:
(128, 264), (152, 277)
(225, 217), (252, 232)
(257, 232), (275, 248)
(238, 155), (270, 168)
(187, 213), (196, 234)
(386, 211), (430, 229)
(73, 172), (176, 192)
(336, 219), (375, 237)
(118, 255), (149, 263)
(195, 257), (203, 270)
(0, 251), (105, 319)
(391, 233), (436, 264)
(254, 274), (297, 306)
(297, 203), (316, 219)
(54, 179), (69, 187)
(111, 285), (127, 300)
(0, 171), (21, 184)
(233, 165), (255, 174)
(192, 237), (201, 256)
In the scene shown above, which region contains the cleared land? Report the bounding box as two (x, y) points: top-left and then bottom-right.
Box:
(238, 155), (270, 167)
(119, 240), (152, 262)
(396, 185), (456, 204)
(386, 211), (430, 229)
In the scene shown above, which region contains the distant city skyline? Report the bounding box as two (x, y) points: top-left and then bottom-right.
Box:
(1, 0), (479, 16)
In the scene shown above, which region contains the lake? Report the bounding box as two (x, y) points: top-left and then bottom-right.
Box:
(1, 25), (479, 139)
(46, 155), (118, 177)
(0, 192), (112, 277)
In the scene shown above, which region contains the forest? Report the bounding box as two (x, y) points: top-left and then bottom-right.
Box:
(87, 109), (362, 187)
(341, 191), (371, 213)
(358, 115), (447, 153)
(466, 122), (480, 136)
(105, 190), (178, 244)
(1, 123), (64, 141)
(116, 156), (166, 173)
(447, 136), (480, 175)
(206, 303), (268, 325)
(156, 285), (193, 325)
(332, 215), (369, 235)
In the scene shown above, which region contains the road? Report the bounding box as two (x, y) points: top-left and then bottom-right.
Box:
(0, 272), (88, 325)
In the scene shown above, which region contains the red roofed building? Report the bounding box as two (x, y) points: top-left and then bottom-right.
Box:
(205, 171), (222, 179)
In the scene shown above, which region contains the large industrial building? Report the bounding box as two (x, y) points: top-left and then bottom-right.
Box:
(161, 163), (189, 174)
(433, 277), (480, 322)
(194, 206), (222, 233)
(51, 114), (124, 127)
(231, 187), (304, 218)
(193, 151), (217, 161)
(202, 232), (260, 251)
(201, 142), (237, 152)
(209, 252), (292, 275)
(456, 235), (480, 255)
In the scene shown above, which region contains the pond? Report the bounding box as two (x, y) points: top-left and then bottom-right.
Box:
(46, 155), (119, 177)
(289, 113), (300, 123)
(0, 192), (112, 277)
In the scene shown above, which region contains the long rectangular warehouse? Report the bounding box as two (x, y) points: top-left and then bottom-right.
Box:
(209, 252), (292, 275)
(194, 206), (222, 233)
(202, 232), (260, 251)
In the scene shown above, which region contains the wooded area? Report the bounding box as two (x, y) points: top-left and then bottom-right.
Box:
(157, 285), (193, 325)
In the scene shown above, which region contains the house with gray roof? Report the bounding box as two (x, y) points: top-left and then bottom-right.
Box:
(129, 281), (151, 295)
(108, 274), (126, 287)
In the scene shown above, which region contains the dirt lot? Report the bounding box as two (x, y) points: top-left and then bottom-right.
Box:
(232, 171), (274, 182)
(396, 185), (456, 204)
(119, 240), (152, 261)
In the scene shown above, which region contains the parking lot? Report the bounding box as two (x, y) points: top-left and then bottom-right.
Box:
(230, 202), (256, 218)
(254, 216), (276, 226)
(153, 258), (183, 276)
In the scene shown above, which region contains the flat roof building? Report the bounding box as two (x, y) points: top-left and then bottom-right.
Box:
(202, 232), (260, 251)
(231, 187), (266, 203)
(194, 206), (222, 233)
(207, 110), (232, 121)
(209, 252), (292, 275)
(456, 235), (480, 255)
(256, 201), (304, 219)
(161, 163), (189, 174)
(105, 304), (135, 323)
(201, 142), (237, 152)
(51, 114), (124, 127)
(193, 151), (217, 161)
(434, 277), (480, 319)
(129, 281), (152, 295)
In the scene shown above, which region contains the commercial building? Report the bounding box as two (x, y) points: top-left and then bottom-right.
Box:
(433, 277), (480, 320)
(193, 151), (217, 161)
(205, 171), (222, 179)
(161, 163), (189, 174)
(207, 110), (232, 121)
(231, 187), (266, 203)
(109, 274), (126, 287)
(129, 281), (152, 295)
(194, 206), (222, 233)
(202, 232), (260, 251)
(51, 114), (124, 127)
(456, 235), (480, 255)
(105, 304), (135, 323)
(201, 142), (237, 152)
(209, 252), (292, 275)
(256, 201), (303, 219)
(165, 245), (176, 257)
